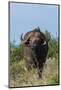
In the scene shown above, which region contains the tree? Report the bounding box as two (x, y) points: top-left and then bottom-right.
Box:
(44, 30), (51, 41)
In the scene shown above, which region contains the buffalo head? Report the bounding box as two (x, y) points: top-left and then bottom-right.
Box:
(21, 29), (47, 49)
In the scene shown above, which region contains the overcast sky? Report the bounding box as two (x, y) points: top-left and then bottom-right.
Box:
(10, 2), (58, 45)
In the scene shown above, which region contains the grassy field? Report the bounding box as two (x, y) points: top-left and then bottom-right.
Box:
(9, 57), (59, 87)
(9, 29), (59, 87)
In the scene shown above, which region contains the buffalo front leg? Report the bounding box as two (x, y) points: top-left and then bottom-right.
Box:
(38, 61), (45, 78)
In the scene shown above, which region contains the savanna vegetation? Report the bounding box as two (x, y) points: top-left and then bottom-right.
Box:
(9, 28), (59, 87)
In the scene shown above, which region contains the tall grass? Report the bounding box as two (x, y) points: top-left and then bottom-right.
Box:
(9, 57), (59, 87)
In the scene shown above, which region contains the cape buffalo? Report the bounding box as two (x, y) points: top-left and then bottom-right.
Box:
(21, 28), (48, 78)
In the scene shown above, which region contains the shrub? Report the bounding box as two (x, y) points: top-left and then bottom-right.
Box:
(10, 44), (24, 64)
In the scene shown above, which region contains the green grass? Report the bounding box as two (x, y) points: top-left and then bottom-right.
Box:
(9, 58), (59, 87)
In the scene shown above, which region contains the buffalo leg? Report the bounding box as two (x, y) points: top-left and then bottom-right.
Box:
(38, 60), (45, 78)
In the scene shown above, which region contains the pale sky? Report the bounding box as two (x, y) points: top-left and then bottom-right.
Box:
(10, 2), (58, 45)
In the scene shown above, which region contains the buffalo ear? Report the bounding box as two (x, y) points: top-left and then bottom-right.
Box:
(24, 39), (30, 45)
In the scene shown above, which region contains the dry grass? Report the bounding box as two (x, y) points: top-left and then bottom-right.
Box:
(9, 58), (59, 87)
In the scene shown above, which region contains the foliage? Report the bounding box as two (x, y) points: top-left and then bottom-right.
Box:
(10, 44), (24, 64)
(48, 38), (58, 58)
(44, 30), (51, 41)
(44, 30), (58, 59)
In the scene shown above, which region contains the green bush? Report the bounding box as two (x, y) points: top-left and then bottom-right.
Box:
(44, 30), (58, 59)
(48, 38), (58, 58)
(10, 44), (24, 64)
